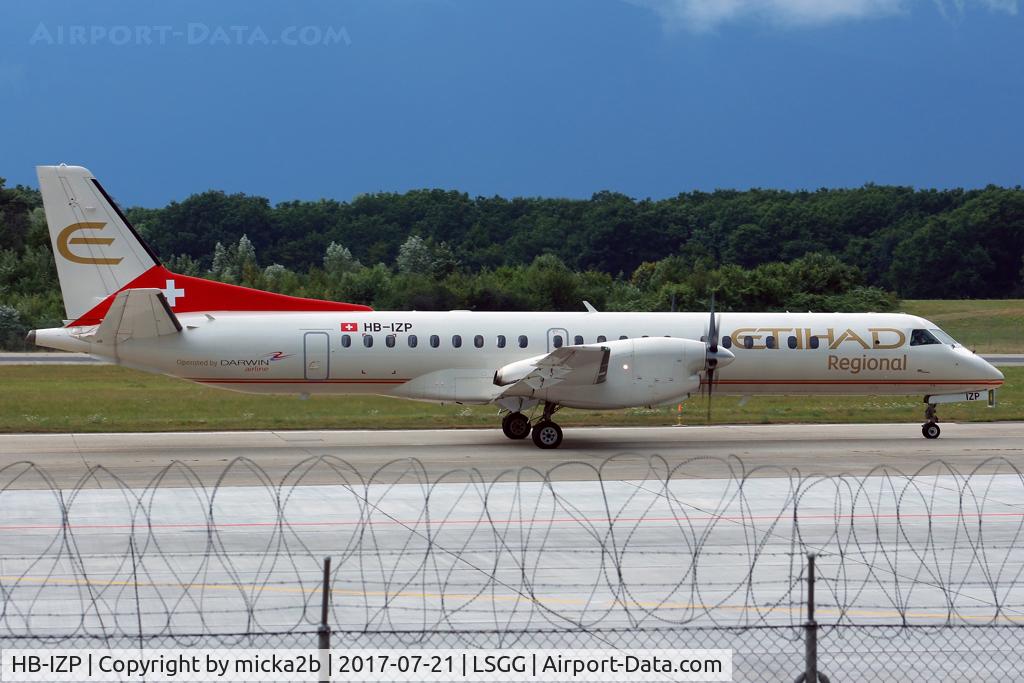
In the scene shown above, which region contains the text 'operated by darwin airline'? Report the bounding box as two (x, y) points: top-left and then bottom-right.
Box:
(29, 165), (1004, 448)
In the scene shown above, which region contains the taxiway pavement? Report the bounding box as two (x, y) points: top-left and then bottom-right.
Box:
(1, 422), (1022, 489)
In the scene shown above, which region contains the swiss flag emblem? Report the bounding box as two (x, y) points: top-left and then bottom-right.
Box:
(340, 322), (359, 332)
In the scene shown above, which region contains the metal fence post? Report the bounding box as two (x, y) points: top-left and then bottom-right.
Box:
(129, 536), (143, 653)
(318, 556), (332, 683)
(805, 552), (817, 682)
(796, 552), (829, 683)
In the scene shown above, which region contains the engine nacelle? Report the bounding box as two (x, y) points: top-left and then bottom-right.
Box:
(537, 337), (706, 409)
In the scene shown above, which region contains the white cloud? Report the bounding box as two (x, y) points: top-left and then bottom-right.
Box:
(627, 0), (1018, 30)
(936, 0), (1018, 17)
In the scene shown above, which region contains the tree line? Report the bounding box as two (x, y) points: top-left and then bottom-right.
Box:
(1, 176), (1022, 349)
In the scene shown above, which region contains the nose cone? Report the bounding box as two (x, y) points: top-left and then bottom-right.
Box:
(984, 358), (1005, 384)
(966, 351), (1004, 385)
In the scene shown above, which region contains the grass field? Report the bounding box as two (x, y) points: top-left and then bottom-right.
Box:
(0, 365), (1018, 433)
(901, 300), (1024, 353)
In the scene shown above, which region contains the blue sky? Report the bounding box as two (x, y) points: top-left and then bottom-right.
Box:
(1, 0), (1021, 206)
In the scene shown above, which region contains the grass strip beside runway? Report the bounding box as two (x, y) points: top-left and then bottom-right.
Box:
(0, 365), (1019, 433)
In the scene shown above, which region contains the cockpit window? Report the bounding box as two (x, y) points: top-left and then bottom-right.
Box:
(929, 328), (960, 346)
(910, 329), (941, 346)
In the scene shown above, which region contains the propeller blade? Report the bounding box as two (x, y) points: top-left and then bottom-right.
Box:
(705, 292), (719, 424)
(706, 367), (714, 424)
(708, 292), (718, 353)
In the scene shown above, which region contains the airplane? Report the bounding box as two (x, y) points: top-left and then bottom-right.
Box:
(27, 165), (1005, 448)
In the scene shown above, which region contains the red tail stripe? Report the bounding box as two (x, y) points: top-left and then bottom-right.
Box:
(69, 265), (371, 326)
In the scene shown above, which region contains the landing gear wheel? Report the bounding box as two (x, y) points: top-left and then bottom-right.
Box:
(921, 402), (940, 439)
(531, 421), (563, 449)
(502, 412), (531, 440)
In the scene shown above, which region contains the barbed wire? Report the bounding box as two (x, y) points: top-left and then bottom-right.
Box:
(2, 454), (1024, 641)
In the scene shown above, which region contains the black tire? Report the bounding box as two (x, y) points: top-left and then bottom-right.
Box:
(922, 422), (941, 439)
(531, 420), (563, 449)
(501, 412), (531, 440)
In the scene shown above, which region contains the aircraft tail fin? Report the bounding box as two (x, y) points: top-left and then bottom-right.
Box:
(37, 165), (159, 322)
(38, 164), (374, 327)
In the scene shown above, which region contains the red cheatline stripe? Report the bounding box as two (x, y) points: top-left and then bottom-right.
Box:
(701, 379), (1003, 386)
(3, 510), (1024, 532)
(187, 378), (410, 384)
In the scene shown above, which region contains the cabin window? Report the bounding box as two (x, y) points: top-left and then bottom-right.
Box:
(385, 334), (396, 348)
(911, 329), (941, 346)
(597, 335), (607, 343)
(809, 336), (820, 349)
(497, 335), (506, 348)
(430, 335), (440, 348)
(766, 336), (776, 349)
(474, 334), (484, 348)
(518, 335), (528, 349)
(341, 334), (351, 348)
(787, 335), (798, 350)
(363, 334), (373, 348)
(574, 335), (584, 345)
(642, 335), (649, 338)
(722, 335), (732, 349)
(408, 335), (418, 348)
(452, 334), (462, 348)
(552, 334), (563, 348)
(619, 335), (628, 340)
(744, 335), (754, 350)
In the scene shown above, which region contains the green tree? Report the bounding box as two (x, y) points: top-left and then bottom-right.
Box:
(323, 241), (361, 277)
(0, 304), (28, 350)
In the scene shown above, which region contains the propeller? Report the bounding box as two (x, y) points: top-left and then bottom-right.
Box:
(702, 292), (734, 424)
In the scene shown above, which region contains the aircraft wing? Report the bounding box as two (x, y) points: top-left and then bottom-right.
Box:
(94, 288), (182, 344)
(494, 345), (610, 396)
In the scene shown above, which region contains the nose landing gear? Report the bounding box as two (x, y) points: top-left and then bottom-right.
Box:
(922, 403), (940, 439)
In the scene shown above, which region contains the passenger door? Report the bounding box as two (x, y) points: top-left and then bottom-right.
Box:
(303, 332), (330, 381)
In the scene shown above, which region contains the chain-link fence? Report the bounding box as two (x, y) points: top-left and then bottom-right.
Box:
(817, 624), (1024, 681)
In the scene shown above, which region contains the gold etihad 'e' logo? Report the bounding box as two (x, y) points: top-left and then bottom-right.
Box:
(56, 222), (123, 265)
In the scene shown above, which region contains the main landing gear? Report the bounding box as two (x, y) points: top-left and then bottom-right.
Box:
(501, 411), (531, 440)
(531, 402), (563, 449)
(500, 403), (564, 449)
(922, 403), (940, 439)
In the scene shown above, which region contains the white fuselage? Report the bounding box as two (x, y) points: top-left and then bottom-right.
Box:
(40, 310), (1005, 409)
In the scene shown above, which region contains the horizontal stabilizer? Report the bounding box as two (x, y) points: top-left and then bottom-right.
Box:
(95, 288), (182, 345)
